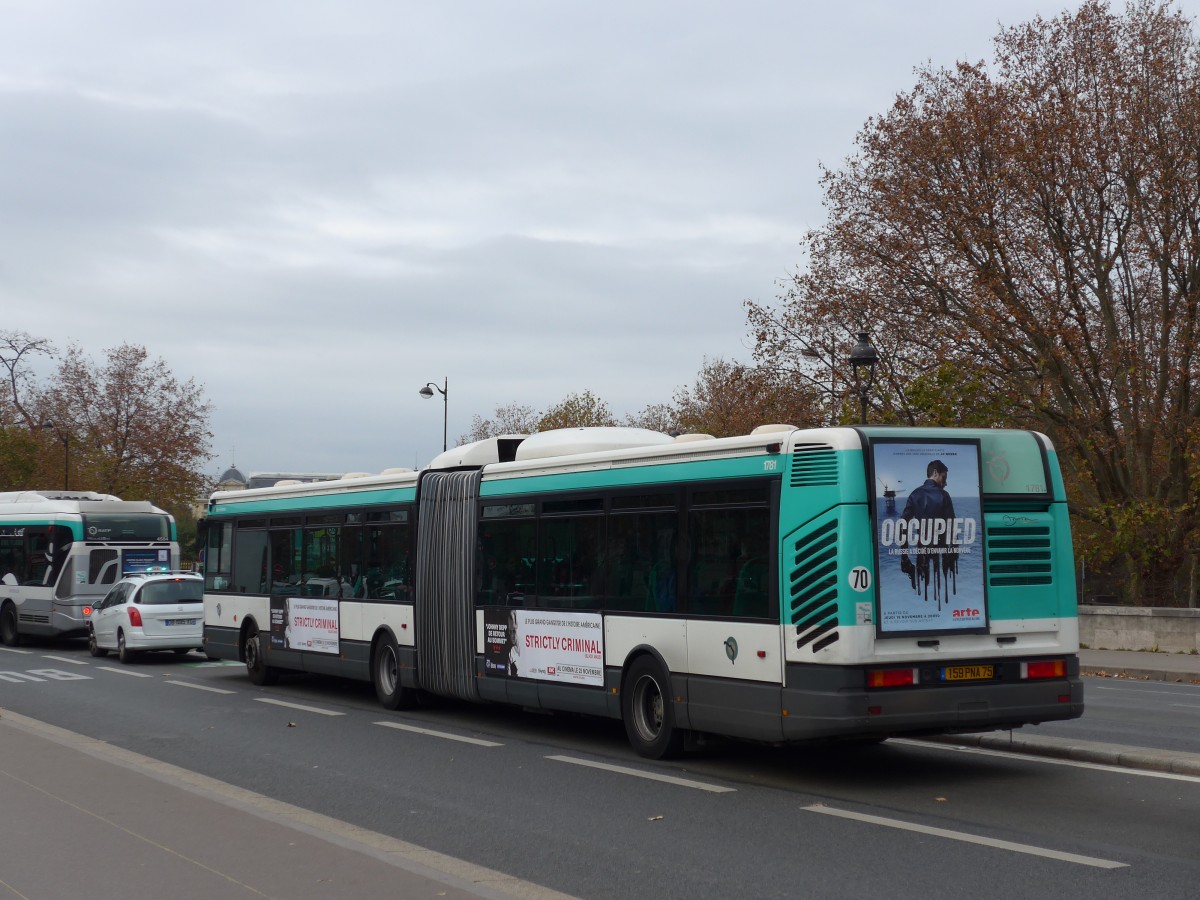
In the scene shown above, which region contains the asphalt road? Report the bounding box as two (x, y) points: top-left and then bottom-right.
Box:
(2, 641), (1199, 900)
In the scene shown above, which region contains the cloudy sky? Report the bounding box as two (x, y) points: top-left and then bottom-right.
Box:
(3, 0), (1186, 479)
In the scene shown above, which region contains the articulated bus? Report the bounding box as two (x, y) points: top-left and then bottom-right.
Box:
(201, 425), (1083, 757)
(0, 491), (180, 645)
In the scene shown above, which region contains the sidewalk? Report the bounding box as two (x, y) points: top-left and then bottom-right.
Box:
(1079, 647), (1200, 683)
(0, 710), (574, 900)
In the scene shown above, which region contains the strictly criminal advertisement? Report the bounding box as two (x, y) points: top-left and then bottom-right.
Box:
(484, 608), (604, 686)
(270, 595), (340, 653)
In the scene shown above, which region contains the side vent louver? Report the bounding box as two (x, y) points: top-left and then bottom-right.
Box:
(790, 443), (838, 488)
(987, 524), (1053, 586)
(789, 518), (840, 652)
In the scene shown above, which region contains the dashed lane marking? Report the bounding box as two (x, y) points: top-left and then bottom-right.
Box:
(804, 804), (1127, 869)
(255, 698), (344, 716)
(546, 755), (736, 793)
(374, 721), (503, 747)
(165, 680), (236, 695)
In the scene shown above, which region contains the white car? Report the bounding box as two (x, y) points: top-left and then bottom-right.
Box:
(88, 571), (205, 663)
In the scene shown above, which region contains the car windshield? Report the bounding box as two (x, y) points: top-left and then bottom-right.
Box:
(138, 580), (203, 605)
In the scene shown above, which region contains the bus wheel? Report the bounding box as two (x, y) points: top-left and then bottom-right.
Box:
(622, 656), (684, 759)
(244, 627), (278, 686)
(373, 634), (414, 710)
(87, 626), (107, 658)
(0, 603), (19, 647)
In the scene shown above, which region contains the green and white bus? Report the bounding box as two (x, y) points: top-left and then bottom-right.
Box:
(201, 425), (1083, 757)
(0, 491), (180, 645)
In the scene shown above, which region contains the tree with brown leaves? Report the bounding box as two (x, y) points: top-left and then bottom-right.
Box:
(748, 1), (1200, 604)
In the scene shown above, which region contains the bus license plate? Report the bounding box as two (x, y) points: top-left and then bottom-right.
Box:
(943, 665), (993, 681)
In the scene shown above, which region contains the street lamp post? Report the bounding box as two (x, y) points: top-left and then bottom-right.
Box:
(41, 422), (70, 490)
(847, 332), (878, 425)
(419, 377), (448, 452)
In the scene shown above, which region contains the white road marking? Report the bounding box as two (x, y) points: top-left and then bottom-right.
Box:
(374, 721), (502, 746)
(0, 647), (33, 655)
(96, 666), (153, 677)
(804, 804), (1127, 869)
(165, 680), (236, 695)
(546, 755), (737, 793)
(900, 739), (1200, 783)
(255, 698), (344, 716)
(40, 654), (88, 666)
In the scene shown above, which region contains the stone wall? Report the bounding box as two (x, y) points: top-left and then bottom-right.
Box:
(1080, 605), (1200, 653)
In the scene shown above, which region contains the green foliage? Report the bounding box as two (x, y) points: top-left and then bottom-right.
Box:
(0, 427), (41, 487)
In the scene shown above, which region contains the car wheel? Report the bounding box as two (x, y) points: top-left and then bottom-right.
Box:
(373, 633), (414, 710)
(244, 627), (278, 685)
(117, 630), (137, 664)
(0, 602), (20, 647)
(87, 626), (108, 658)
(622, 655), (685, 759)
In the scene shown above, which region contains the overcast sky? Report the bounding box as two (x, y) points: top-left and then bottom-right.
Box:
(4, 1), (1189, 480)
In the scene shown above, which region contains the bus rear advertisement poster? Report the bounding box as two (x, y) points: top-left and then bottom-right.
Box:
(484, 607), (603, 686)
(872, 438), (987, 635)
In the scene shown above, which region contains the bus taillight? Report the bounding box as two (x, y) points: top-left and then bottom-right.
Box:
(1022, 660), (1066, 679)
(867, 668), (917, 688)
(82, 606), (93, 618)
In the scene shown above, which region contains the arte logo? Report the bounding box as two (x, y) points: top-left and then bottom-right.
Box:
(952, 608), (980, 618)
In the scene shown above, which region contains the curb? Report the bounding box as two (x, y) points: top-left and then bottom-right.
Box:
(923, 731), (1200, 777)
(1081, 666), (1200, 685)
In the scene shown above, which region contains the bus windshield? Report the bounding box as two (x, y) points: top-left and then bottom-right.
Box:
(82, 514), (171, 541)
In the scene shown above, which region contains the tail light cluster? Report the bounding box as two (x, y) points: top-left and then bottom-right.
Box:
(127, 606), (143, 627)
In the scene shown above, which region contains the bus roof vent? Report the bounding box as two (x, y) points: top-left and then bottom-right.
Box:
(380, 467), (415, 475)
(672, 433), (715, 443)
(791, 443), (839, 487)
(340, 472), (373, 480)
(273, 479), (303, 487)
(751, 423), (795, 435)
(514, 427), (673, 462)
(428, 435), (529, 470)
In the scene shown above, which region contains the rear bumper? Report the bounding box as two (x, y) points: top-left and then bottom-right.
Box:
(122, 627), (203, 651)
(780, 658), (1084, 742)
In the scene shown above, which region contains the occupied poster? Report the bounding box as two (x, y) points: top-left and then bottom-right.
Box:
(483, 608), (603, 686)
(270, 595), (340, 653)
(872, 439), (987, 634)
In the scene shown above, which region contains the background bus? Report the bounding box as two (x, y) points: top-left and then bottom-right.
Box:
(201, 425), (1083, 757)
(0, 490), (180, 646)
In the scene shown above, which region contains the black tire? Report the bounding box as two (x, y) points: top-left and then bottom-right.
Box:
(87, 626), (108, 658)
(173, 648), (191, 656)
(1, 602), (21, 647)
(117, 630), (138, 664)
(373, 634), (414, 710)
(622, 655), (685, 759)
(244, 627), (278, 686)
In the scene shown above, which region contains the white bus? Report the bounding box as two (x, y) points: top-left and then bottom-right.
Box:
(203, 425), (1082, 758)
(0, 490), (180, 645)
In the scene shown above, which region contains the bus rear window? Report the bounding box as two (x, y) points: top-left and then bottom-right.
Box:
(82, 514), (170, 541)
